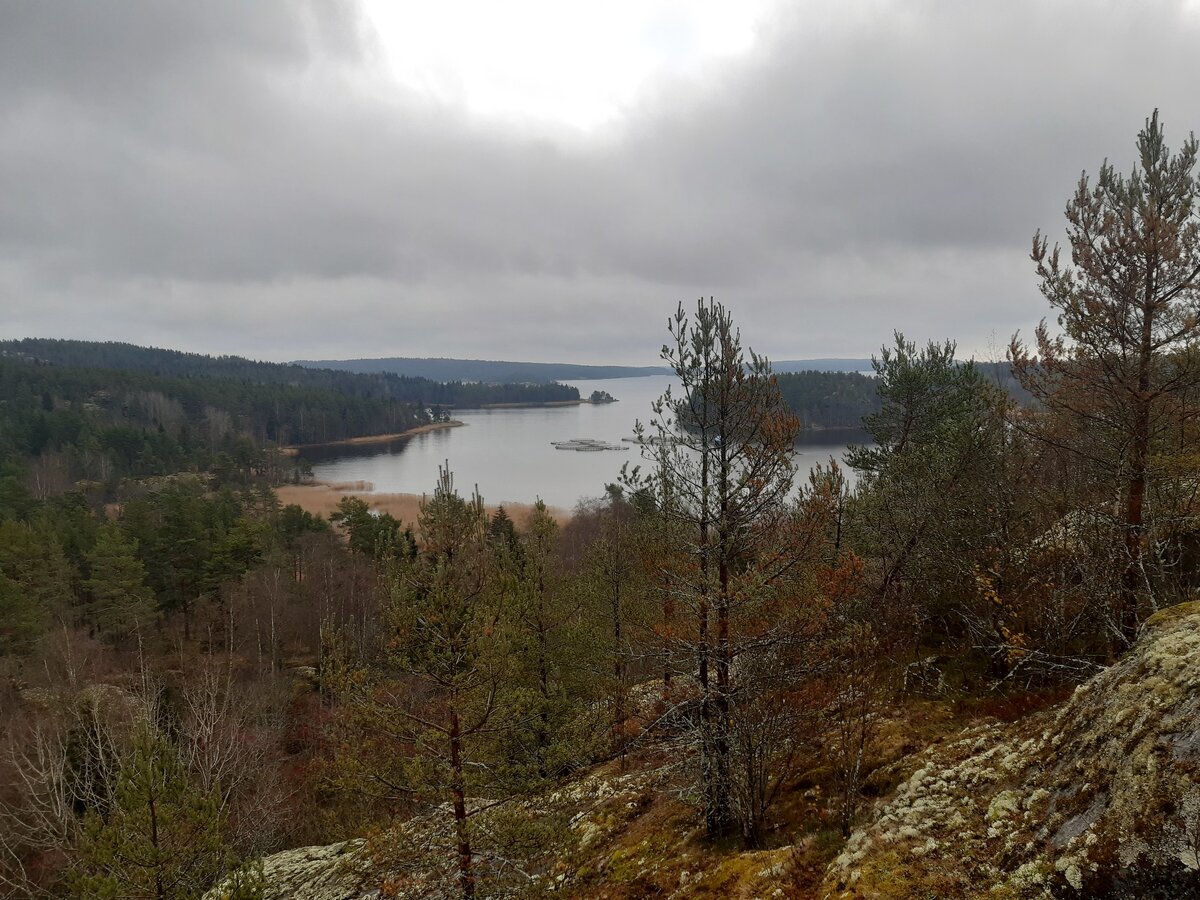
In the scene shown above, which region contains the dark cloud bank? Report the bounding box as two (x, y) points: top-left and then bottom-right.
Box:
(2, 0), (1199, 364)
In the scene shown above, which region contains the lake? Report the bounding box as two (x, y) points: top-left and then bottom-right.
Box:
(296, 375), (870, 510)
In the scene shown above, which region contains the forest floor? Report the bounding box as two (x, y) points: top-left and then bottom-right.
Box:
(233, 693), (987, 900)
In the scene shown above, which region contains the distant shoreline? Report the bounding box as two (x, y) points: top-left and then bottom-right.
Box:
(475, 398), (618, 410)
(280, 420), (464, 455)
(478, 399), (588, 409)
(799, 424), (869, 433)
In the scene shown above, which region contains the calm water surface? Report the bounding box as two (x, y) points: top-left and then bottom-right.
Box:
(298, 376), (870, 510)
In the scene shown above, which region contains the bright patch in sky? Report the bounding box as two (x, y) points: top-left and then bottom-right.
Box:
(362, 0), (776, 130)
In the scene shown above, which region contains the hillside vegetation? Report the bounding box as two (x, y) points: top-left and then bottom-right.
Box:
(217, 602), (1200, 898)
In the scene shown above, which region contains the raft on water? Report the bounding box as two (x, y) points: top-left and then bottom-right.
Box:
(551, 438), (629, 451)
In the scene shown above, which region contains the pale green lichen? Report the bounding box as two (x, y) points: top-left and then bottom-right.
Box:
(824, 602), (1200, 898)
(986, 790), (1020, 822)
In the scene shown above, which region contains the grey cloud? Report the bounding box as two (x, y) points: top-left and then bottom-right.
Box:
(2, 0), (1199, 363)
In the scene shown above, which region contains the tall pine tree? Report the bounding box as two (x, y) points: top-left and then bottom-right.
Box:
(84, 522), (155, 644)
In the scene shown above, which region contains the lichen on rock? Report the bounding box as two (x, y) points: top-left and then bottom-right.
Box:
(206, 840), (374, 900)
(824, 601), (1200, 897)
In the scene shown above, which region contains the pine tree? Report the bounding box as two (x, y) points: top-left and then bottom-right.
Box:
(70, 727), (226, 900)
(331, 495), (410, 559)
(84, 522), (156, 643)
(580, 489), (648, 755)
(633, 298), (800, 840)
(1013, 110), (1200, 645)
(355, 465), (507, 898)
(848, 334), (1006, 648)
(0, 572), (45, 654)
(0, 518), (73, 650)
(504, 500), (595, 780)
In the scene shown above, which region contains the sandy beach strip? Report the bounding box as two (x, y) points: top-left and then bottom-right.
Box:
(275, 481), (569, 528)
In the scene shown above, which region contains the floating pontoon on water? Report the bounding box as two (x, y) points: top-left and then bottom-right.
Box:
(550, 438), (629, 451)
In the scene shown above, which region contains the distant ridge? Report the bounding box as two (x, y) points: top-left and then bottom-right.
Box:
(772, 358), (874, 373)
(293, 356), (876, 383)
(0, 338), (581, 412)
(293, 357), (672, 383)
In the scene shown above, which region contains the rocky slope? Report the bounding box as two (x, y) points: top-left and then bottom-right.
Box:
(824, 602), (1200, 898)
(222, 841), (374, 900)
(212, 602), (1200, 899)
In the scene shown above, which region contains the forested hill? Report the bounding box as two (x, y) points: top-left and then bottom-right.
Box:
(775, 370), (881, 428)
(0, 354), (429, 492)
(293, 355), (672, 383)
(0, 339), (580, 408)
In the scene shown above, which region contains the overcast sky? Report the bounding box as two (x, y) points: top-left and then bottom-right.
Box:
(3, 1), (1199, 365)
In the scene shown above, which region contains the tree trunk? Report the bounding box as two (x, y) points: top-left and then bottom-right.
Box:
(448, 708), (474, 898)
(698, 450), (711, 700)
(537, 614), (549, 779)
(1121, 290), (1156, 649)
(705, 419), (733, 840)
(612, 582), (623, 684)
(148, 788), (165, 900)
(708, 553), (733, 839)
(612, 580), (627, 761)
(661, 576), (673, 693)
(1122, 400), (1150, 646)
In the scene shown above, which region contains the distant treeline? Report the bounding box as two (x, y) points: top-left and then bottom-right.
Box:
(974, 361), (1033, 405)
(772, 358), (873, 374)
(775, 362), (1029, 430)
(775, 370), (881, 428)
(1, 339), (579, 409)
(294, 355), (671, 384)
(295, 355), (890, 382)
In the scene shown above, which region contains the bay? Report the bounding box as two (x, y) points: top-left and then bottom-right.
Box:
(296, 376), (870, 510)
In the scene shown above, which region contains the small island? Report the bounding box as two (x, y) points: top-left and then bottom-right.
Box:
(475, 387), (619, 409)
(480, 390), (617, 409)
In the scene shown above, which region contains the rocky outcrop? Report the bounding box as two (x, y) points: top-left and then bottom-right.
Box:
(207, 841), (375, 900)
(825, 602), (1200, 898)
(210, 604), (1200, 898)
(208, 767), (672, 899)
